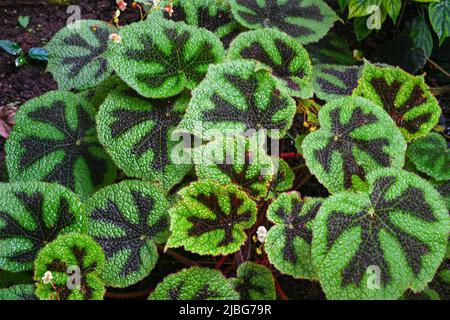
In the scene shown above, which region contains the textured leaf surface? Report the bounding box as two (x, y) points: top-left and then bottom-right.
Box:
(46, 20), (114, 90)
(5, 91), (116, 199)
(167, 181), (257, 255)
(79, 75), (125, 110)
(0, 182), (84, 272)
(407, 132), (449, 182)
(85, 180), (170, 288)
(426, 248), (450, 300)
(302, 96), (406, 193)
(35, 233), (105, 300)
(228, 29), (313, 98)
(107, 17), (225, 98)
(230, 262), (275, 300)
(266, 192), (322, 279)
(266, 158), (295, 199)
(97, 88), (192, 191)
(354, 62), (442, 141)
(0, 284), (37, 300)
(312, 64), (362, 102)
(305, 33), (356, 65)
(229, 0), (337, 44)
(178, 60), (297, 139)
(429, 0), (450, 45)
(312, 168), (449, 299)
(149, 267), (239, 300)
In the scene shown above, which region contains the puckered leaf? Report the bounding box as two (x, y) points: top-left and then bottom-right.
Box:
(267, 159), (295, 197)
(312, 168), (449, 300)
(0, 182), (85, 272)
(426, 248), (450, 300)
(301, 96), (406, 193)
(149, 267), (239, 300)
(266, 192), (322, 279)
(312, 64), (362, 102)
(406, 132), (449, 182)
(46, 20), (114, 91)
(167, 180), (257, 255)
(353, 62), (442, 141)
(230, 262), (276, 300)
(5, 91), (117, 199)
(84, 180), (170, 288)
(107, 17), (225, 98)
(305, 32), (356, 65)
(97, 88), (192, 191)
(178, 60), (297, 139)
(35, 233), (106, 300)
(78, 75), (125, 111)
(435, 181), (450, 210)
(194, 135), (275, 199)
(228, 29), (313, 98)
(229, 0), (337, 44)
(0, 284), (37, 300)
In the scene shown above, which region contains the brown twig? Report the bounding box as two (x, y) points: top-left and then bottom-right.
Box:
(161, 247), (198, 267)
(105, 289), (153, 300)
(430, 85), (450, 96)
(428, 59), (450, 79)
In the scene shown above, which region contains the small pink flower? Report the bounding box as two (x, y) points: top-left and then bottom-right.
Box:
(117, 0), (127, 11)
(109, 33), (122, 43)
(164, 4), (174, 17)
(0, 105), (17, 139)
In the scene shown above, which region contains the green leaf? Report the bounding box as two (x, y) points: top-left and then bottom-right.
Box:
(28, 47), (48, 61)
(353, 62), (442, 141)
(228, 29), (313, 98)
(429, 0), (450, 45)
(0, 182), (85, 272)
(426, 248), (450, 300)
(167, 181), (257, 255)
(107, 17), (225, 98)
(312, 64), (362, 102)
(229, 0), (337, 44)
(34, 233), (106, 300)
(78, 75), (126, 111)
(348, 0), (382, 19)
(410, 14), (434, 58)
(305, 33), (356, 65)
(0, 270), (33, 288)
(5, 90), (117, 199)
(97, 88), (192, 191)
(230, 262), (276, 300)
(46, 20), (114, 91)
(301, 96), (406, 193)
(266, 159), (295, 199)
(18, 16), (30, 29)
(149, 267), (239, 300)
(338, 0), (350, 12)
(0, 284), (36, 300)
(194, 135), (275, 199)
(435, 181), (450, 210)
(178, 60), (297, 140)
(406, 132), (449, 182)
(266, 192), (322, 279)
(382, 0), (401, 23)
(312, 168), (449, 300)
(84, 180), (170, 288)
(0, 40), (22, 56)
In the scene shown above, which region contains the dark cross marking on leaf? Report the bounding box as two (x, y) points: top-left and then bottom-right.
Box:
(163, 4), (187, 22)
(46, 247), (98, 300)
(126, 27), (217, 90)
(240, 39), (305, 91)
(275, 198), (321, 263)
(19, 101), (107, 190)
(203, 73), (290, 132)
(90, 191), (168, 277)
(316, 67), (360, 95)
(187, 192), (252, 247)
(0, 192), (75, 264)
(315, 107), (391, 189)
(429, 259), (450, 300)
(62, 27), (110, 79)
(235, 0), (323, 37)
(326, 176), (436, 287)
(235, 267), (268, 299)
(109, 98), (182, 171)
(370, 78), (431, 134)
(168, 281), (219, 300)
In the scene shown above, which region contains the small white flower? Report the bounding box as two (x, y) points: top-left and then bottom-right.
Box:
(109, 33), (122, 43)
(42, 271), (53, 284)
(256, 226), (267, 243)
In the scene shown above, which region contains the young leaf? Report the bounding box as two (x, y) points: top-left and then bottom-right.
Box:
(312, 168), (449, 300)
(178, 60), (297, 139)
(194, 135), (275, 199)
(167, 180), (257, 255)
(382, 0), (401, 23)
(353, 62), (442, 141)
(429, 0), (450, 45)
(0, 284), (37, 300)
(348, 0), (382, 18)
(266, 158), (295, 199)
(312, 64), (362, 102)
(0, 40), (22, 56)
(230, 262), (276, 300)
(28, 47), (48, 62)
(229, 0), (337, 44)
(305, 33), (356, 65)
(228, 29), (313, 98)
(107, 17), (225, 98)
(406, 132), (449, 182)
(46, 20), (114, 90)
(149, 267), (239, 300)
(0, 182), (85, 272)
(97, 88), (192, 191)
(18, 16), (30, 29)
(5, 91), (117, 199)
(266, 192), (322, 279)
(35, 233), (105, 300)
(84, 180), (170, 288)
(301, 96), (406, 193)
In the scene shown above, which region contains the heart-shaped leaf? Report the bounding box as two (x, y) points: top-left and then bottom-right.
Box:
(0, 284), (36, 300)
(429, 0), (450, 45)
(230, 262), (276, 300)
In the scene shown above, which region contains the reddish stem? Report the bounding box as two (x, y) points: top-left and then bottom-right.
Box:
(215, 255), (228, 269)
(274, 277), (288, 300)
(280, 152), (302, 159)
